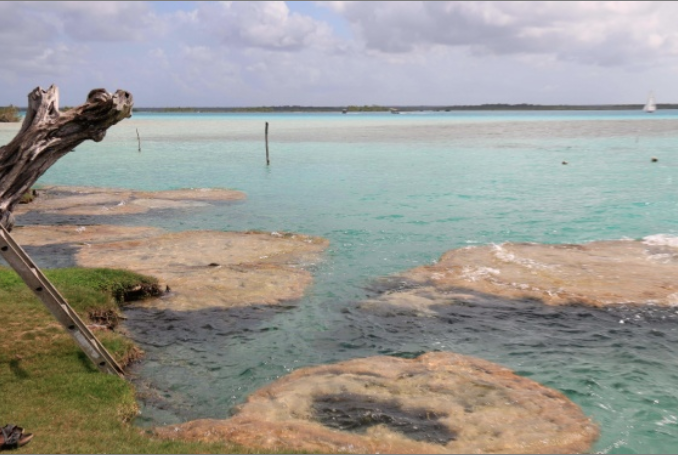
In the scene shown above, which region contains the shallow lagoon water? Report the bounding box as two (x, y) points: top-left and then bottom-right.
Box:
(2, 109), (678, 453)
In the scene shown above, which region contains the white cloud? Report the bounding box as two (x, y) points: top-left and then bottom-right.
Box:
(0, 3), (86, 80)
(0, 1), (167, 83)
(1, 1), (678, 107)
(192, 1), (336, 51)
(325, 1), (678, 68)
(40, 1), (166, 42)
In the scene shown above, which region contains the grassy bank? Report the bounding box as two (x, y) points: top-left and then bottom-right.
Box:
(0, 266), (252, 454)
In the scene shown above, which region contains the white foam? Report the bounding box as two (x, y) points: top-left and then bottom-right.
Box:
(491, 243), (553, 270)
(461, 266), (500, 282)
(643, 234), (678, 247)
(656, 414), (678, 427)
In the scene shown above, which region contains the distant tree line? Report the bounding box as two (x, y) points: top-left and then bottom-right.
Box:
(144, 105), (394, 113)
(6, 103), (678, 116)
(0, 105), (21, 122)
(346, 105), (390, 112)
(129, 103), (678, 114)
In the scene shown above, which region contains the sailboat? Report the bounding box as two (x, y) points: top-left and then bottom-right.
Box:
(644, 91), (656, 113)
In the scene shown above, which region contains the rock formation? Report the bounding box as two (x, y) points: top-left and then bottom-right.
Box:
(154, 352), (599, 454)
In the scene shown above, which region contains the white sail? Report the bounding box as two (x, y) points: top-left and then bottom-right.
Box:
(644, 91), (656, 113)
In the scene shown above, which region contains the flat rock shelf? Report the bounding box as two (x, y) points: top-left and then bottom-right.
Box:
(154, 352), (599, 454)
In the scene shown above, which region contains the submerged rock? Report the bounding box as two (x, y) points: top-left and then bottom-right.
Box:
(10, 185), (326, 310)
(12, 224), (164, 246)
(14, 185), (245, 216)
(11, 225), (328, 311)
(379, 238), (678, 308)
(76, 230), (328, 310)
(154, 352), (599, 454)
(134, 188), (246, 201)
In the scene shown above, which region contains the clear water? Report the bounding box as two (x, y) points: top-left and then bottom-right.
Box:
(3, 109), (678, 454)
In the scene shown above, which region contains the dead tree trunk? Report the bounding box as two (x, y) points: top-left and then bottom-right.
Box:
(0, 85), (133, 231)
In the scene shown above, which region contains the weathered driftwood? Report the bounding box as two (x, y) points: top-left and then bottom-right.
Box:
(0, 85), (133, 230)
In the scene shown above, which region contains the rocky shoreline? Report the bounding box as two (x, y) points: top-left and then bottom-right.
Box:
(12, 186), (328, 311)
(10, 185), (605, 453)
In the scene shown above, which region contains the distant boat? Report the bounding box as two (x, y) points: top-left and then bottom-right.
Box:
(389, 108), (400, 114)
(644, 91), (656, 113)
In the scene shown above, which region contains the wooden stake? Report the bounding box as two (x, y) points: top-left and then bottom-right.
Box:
(265, 122), (270, 165)
(136, 128), (141, 152)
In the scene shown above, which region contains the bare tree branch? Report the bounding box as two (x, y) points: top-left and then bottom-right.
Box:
(0, 85), (133, 230)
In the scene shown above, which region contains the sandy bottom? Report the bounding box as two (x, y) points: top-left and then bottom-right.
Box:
(154, 352), (599, 454)
(360, 239), (678, 311)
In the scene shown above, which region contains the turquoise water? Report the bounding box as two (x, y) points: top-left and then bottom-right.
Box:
(3, 110), (678, 453)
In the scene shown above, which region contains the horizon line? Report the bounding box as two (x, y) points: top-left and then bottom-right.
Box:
(8, 102), (675, 111)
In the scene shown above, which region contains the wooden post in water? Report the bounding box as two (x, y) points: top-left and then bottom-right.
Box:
(265, 122), (270, 166)
(136, 128), (141, 152)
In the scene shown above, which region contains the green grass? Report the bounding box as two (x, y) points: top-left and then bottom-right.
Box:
(19, 189), (37, 205)
(0, 266), (264, 454)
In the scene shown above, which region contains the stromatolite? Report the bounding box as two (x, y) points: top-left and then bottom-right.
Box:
(14, 185), (246, 216)
(75, 230), (328, 310)
(368, 238), (678, 309)
(11, 226), (328, 310)
(154, 352), (599, 454)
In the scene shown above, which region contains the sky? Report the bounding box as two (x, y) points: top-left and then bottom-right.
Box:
(1, 1), (677, 107)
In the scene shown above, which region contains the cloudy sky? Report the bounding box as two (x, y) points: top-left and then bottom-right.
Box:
(1, 1), (677, 107)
